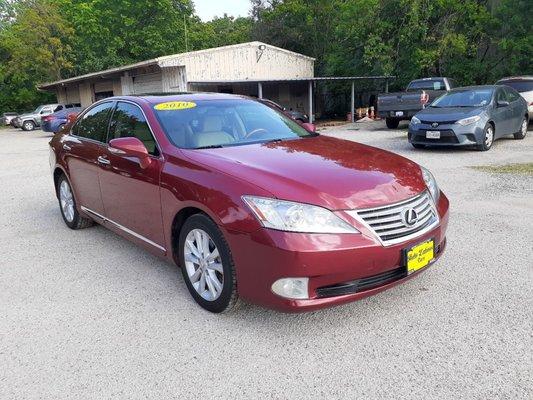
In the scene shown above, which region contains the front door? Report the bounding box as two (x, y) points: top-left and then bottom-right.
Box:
(98, 101), (165, 250)
(494, 88), (512, 136)
(64, 101), (115, 215)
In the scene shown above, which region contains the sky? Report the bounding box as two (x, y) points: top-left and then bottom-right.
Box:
(193, 0), (251, 21)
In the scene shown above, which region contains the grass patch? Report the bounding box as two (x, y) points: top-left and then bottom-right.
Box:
(472, 163), (533, 175)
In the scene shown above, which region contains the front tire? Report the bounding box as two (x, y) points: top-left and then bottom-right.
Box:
(22, 120), (35, 131)
(178, 214), (239, 313)
(57, 175), (93, 229)
(514, 117), (528, 140)
(386, 118), (400, 129)
(477, 123), (494, 151)
(411, 143), (426, 149)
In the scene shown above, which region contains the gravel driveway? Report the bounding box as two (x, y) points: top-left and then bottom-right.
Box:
(1, 123), (531, 399)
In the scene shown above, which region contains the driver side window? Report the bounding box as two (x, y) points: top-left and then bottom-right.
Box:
(109, 102), (158, 156)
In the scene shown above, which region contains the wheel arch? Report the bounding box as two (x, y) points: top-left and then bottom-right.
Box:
(170, 206), (210, 265)
(52, 166), (69, 198)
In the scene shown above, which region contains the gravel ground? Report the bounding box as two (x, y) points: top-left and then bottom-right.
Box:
(1, 123), (532, 399)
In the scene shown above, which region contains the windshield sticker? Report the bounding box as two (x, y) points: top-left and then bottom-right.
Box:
(154, 101), (196, 111)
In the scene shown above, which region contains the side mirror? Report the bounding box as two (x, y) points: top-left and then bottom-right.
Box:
(497, 100), (510, 107)
(109, 137), (152, 168)
(301, 122), (316, 132)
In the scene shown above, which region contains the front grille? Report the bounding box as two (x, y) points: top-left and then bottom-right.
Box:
(348, 191), (438, 245)
(316, 267), (406, 298)
(412, 130), (459, 144)
(420, 120), (456, 125)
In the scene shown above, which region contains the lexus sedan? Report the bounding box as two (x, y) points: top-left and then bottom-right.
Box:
(408, 86), (528, 151)
(49, 93), (449, 313)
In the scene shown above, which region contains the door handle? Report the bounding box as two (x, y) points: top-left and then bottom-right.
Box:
(97, 156), (111, 165)
(63, 144), (71, 151)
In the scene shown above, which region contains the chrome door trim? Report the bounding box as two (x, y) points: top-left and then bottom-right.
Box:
(97, 156), (111, 165)
(81, 206), (166, 252)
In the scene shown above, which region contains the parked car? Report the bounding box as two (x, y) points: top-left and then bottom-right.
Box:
(495, 76), (533, 119)
(408, 85), (528, 151)
(42, 107), (83, 133)
(49, 93), (449, 313)
(378, 77), (457, 128)
(259, 98), (309, 123)
(13, 103), (81, 131)
(1, 112), (18, 126)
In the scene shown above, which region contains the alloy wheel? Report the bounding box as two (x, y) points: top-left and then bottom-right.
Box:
(59, 180), (75, 222)
(521, 119), (527, 136)
(485, 126), (494, 147)
(184, 229), (224, 301)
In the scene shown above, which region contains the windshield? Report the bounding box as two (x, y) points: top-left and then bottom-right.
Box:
(33, 106), (44, 113)
(430, 89), (493, 108)
(154, 99), (315, 149)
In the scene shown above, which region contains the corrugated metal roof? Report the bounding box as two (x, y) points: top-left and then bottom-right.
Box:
(39, 42), (316, 90)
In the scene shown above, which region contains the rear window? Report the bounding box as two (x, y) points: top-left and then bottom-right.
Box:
(497, 80), (533, 93)
(407, 80), (446, 91)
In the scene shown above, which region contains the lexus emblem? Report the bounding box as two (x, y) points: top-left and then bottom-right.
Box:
(431, 122), (439, 128)
(402, 208), (418, 227)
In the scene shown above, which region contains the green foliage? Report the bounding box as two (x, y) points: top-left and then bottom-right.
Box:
(0, 0), (531, 114)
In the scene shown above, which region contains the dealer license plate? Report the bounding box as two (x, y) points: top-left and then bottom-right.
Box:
(404, 239), (435, 274)
(426, 131), (441, 139)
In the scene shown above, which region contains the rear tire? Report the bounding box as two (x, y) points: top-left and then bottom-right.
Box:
(57, 174), (93, 229)
(22, 120), (35, 131)
(386, 118), (400, 129)
(514, 117), (528, 139)
(477, 123), (494, 151)
(178, 214), (239, 313)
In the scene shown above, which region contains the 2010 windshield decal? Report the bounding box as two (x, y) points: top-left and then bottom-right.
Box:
(154, 101), (197, 111)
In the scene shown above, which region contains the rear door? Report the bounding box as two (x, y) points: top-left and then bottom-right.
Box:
(504, 87), (524, 132)
(63, 101), (115, 216)
(98, 101), (165, 250)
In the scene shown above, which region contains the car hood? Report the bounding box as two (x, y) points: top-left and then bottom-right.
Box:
(182, 136), (427, 210)
(417, 107), (484, 122)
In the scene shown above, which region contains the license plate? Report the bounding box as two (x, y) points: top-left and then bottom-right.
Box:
(395, 111), (404, 117)
(404, 239), (435, 274)
(426, 131), (441, 139)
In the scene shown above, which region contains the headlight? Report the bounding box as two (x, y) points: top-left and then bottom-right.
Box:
(411, 116), (421, 125)
(456, 115), (481, 126)
(242, 196), (359, 234)
(421, 167), (440, 202)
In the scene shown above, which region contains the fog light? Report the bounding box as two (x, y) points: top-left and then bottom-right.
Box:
(271, 278), (309, 299)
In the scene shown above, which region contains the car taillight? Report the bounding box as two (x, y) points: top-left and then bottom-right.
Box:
(42, 115), (54, 122)
(420, 91), (429, 105)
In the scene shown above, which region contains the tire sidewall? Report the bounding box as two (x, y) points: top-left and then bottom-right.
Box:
(22, 121), (35, 131)
(57, 175), (81, 229)
(178, 214), (236, 313)
(479, 123), (494, 151)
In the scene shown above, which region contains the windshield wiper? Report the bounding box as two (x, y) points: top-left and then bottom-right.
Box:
(195, 144), (225, 149)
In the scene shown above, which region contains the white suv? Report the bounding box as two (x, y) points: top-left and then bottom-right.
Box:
(496, 76), (533, 119)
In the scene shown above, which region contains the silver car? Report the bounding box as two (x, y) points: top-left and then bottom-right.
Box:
(408, 85), (529, 151)
(496, 76), (533, 119)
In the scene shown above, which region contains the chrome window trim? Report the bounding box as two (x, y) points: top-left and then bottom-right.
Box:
(80, 206), (166, 252)
(346, 191), (440, 247)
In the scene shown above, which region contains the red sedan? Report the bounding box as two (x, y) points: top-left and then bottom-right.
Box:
(49, 93), (449, 313)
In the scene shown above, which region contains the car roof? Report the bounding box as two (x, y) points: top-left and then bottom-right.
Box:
(496, 76), (533, 82)
(450, 85), (499, 91)
(112, 92), (252, 105)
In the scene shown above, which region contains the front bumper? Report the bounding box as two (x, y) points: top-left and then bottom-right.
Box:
(227, 193), (449, 312)
(408, 122), (485, 146)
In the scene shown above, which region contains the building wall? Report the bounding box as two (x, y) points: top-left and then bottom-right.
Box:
(159, 42), (314, 82)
